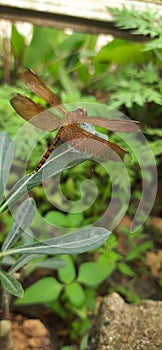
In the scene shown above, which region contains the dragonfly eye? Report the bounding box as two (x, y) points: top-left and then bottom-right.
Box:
(75, 108), (87, 117)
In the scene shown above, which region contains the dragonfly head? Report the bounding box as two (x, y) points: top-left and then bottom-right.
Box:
(75, 108), (88, 117)
(63, 108), (88, 125)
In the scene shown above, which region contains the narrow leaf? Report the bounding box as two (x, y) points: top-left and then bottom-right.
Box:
(22, 228), (34, 245)
(0, 132), (14, 201)
(11, 256), (67, 273)
(0, 269), (24, 297)
(8, 254), (41, 274)
(1, 256), (16, 266)
(34, 258), (66, 270)
(0, 145), (87, 213)
(2, 227), (110, 256)
(2, 198), (36, 251)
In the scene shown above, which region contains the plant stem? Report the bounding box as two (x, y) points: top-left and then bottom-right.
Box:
(0, 282), (13, 350)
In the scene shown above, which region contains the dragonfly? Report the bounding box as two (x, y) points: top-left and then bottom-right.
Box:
(10, 69), (141, 172)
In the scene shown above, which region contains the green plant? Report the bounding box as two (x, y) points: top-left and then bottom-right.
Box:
(0, 131), (110, 349)
(0, 5), (160, 347)
(14, 224), (154, 342)
(109, 5), (162, 37)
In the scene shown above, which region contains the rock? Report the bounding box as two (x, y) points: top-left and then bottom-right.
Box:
(87, 293), (162, 350)
(11, 315), (52, 350)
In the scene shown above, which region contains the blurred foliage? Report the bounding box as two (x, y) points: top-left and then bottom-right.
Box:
(0, 4), (162, 349)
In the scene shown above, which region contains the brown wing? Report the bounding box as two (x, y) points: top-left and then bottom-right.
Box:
(20, 69), (67, 114)
(64, 114), (141, 132)
(60, 124), (128, 162)
(87, 117), (141, 132)
(10, 94), (62, 131)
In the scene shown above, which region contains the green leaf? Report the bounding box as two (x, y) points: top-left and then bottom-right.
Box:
(109, 5), (159, 38)
(109, 78), (162, 108)
(1, 227), (110, 257)
(65, 282), (85, 307)
(117, 285), (140, 303)
(0, 270), (24, 297)
(58, 256), (76, 283)
(24, 26), (60, 68)
(0, 132), (14, 202)
(145, 38), (162, 51)
(146, 128), (162, 137)
(14, 277), (62, 305)
(45, 211), (83, 228)
(126, 241), (153, 261)
(58, 63), (79, 97)
(150, 139), (162, 156)
(78, 64), (90, 86)
(2, 198), (36, 251)
(11, 24), (25, 57)
(80, 334), (88, 350)
(84, 288), (96, 312)
(118, 262), (135, 277)
(77, 259), (115, 286)
(56, 32), (85, 55)
(96, 39), (145, 65)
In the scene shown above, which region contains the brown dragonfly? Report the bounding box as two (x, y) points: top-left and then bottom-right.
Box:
(10, 69), (141, 172)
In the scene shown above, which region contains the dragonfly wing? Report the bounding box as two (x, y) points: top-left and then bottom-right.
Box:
(20, 69), (67, 114)
(60, 125), (128, 162)
(10, 94), (61, 131)
(69, 116), (141, 132)
(70, 138), (128, 161)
